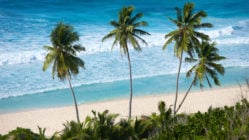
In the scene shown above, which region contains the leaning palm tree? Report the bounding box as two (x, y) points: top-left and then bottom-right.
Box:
(175, 41), (226, 113)
(102, 6), (150, 119)
(43, 22), (85, 123)
(163, 2), (213, 114)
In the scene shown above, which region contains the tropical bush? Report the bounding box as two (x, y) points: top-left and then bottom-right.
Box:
(1, 98), (249, 140)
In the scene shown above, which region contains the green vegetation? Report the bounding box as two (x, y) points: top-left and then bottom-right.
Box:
(1, 2), (243, 140)
(102, 6), (150, 119)
(42, 22), (85, 123)
(1, 98), (249, 139)
(162, 2), (212, 114)
(175, 42), (226, 114)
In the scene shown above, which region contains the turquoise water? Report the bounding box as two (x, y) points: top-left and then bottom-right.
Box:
(0, 0), (249, 113)
(0, 66), (248, 113)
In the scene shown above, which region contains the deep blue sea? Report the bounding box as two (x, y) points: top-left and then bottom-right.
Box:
(0, 0), (249, 113)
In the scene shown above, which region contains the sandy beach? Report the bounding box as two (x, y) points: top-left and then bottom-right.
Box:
(0, 85), (248, 136)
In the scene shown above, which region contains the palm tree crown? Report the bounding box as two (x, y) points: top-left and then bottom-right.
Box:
(175, 41), (226, 113)
(43, 22), (85, 80)
(163, 2), (213, 57)
(186, 42), (226, 87)
(102, 6), (150, 54)
(102, 6), (150, 119)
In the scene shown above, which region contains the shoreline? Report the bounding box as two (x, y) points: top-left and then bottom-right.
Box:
(0, 84), (243, 115)
(0, 85), (248, 136)
(0, 66), (248, 115)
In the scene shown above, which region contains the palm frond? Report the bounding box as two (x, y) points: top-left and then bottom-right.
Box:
(132, 33), (148, 46)
(52, 59), (57, 79)
(43, 45), (55, 51)
(205, 73), (212, 87)
(110, 21), (120, 28)
(73, 45), (85, 52)
(130, 13), (143, 24)
(185, 57), (197, 63)
(164, 30), (180, 39)
(133, 29), (150, 36)
(102, 30), (118, 42)
(193, 23), (213, 29)
(169, 17), (182, 26)
(111, 36), (119, 51)
(207, 63), (225, 75)
(183, 2), (194, 22)
(128, 34), (141, 51)
(43, 51), (56, 71)
(133, 21), (148, 27)
(175, 7), (182, 22)
(186, 65), (197, 77)
(189, 11), (207, 23)
(193, 31), (210, 41)
(163, 36), (175, 50)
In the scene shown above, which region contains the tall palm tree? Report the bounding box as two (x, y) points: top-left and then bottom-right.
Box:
(163, 2), (213, 114)
(43, 22), (85, 123)
(102, 6), (150, 119)
(175, 41), (226, 113)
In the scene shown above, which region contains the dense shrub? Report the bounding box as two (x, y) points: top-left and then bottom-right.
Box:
(1, 99), (249, 140)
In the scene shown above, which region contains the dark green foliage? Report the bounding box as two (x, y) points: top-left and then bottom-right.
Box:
(1, 99), (249, 139)
(2, 127), (40, 140)
(59, 110), (153, 140)
(60, 121), (91, 140)
(82, 110), (119, 139)
(147, 99), (249, 140)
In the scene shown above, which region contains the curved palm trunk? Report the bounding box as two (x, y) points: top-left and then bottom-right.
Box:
(127, 49), (133, 120)
(175, 79), (194, 114)
(174, 49), (184, 115)
(67, 75), (80, 123)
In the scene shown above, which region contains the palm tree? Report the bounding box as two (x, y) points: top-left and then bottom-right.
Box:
(175, 41), (226, 113)
(163, 2), (213, 114)
(43, 22), (85, 123)
(102, 6), (150, 119)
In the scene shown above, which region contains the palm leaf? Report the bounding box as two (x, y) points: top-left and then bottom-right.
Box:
(110, 21), (120, 28)
(175, 7), (182, 22)
(133, 21), (148, 27)
(185, 57), (197, 63)
(128, 34), (141, 51)
(189, 11), (207, 23)
(193, 31), (210, 41)
(102, 30), (118, 42)
(133, 29), (150, 36)
(132, 33), (148, 46)
(194, 23), (213, 28)
(73, 45), (85, 52)
(130, 13), (143, 24)
(42, 50), (56, 71)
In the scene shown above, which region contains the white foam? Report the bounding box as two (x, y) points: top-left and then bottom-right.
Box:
(0, 50), (46, 66)
(201, 26), (234, 38)
(1, 18), (249, 67)
(215, 37), (249, 45)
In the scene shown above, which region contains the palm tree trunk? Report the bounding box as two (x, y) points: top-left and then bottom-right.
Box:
(67, 75), (80, 123)
(175, 79), (194, 114)
(174, 49), (184, 115)
(127, 49), (133, 120)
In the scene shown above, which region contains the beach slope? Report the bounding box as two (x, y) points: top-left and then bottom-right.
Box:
(0, 86), (248, 136)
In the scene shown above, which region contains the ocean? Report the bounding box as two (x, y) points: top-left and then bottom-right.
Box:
(0, 0), (249, 113)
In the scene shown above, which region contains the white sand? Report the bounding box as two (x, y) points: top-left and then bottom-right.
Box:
(0, 85), (248, 136)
